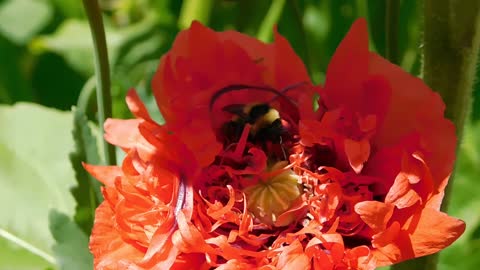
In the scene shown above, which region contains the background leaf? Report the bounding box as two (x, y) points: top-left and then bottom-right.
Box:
(49, 210), (92, 270)
(69, 107), (102, 236)
(0, 0), (53, 45)
(439, 122), (480, 269)
(0, 103), (76, 269)
(31, 19), (105, 76)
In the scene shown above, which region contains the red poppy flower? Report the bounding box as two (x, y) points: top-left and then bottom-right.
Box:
(86, 18), (465, 269)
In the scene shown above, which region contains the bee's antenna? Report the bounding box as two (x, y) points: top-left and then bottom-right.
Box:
(209, 84), (298, 113)
(268, 81), (309, 103)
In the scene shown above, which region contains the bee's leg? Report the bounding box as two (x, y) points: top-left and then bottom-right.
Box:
(279, 136), (288, 161)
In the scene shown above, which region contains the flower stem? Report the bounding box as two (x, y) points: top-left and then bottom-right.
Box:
(391, 1), (480, 270)
(257, 0), (287, 42)
(82, 0), (116, 166)
(385, 0), (400, 64)
(423, 0), (480, 145)
(178, 0), (214, 29)
(76, 76), (96, 116)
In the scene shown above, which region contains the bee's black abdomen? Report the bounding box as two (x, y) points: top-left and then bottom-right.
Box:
(247, 104), (271, 123)
(252, 119), (284, 143)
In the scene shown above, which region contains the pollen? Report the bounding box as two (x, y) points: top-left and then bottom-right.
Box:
(243, 161), (302, 226)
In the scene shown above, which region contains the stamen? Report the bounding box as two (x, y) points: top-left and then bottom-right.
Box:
(279, 136), (288, 160)
(260, 162), (295, 180)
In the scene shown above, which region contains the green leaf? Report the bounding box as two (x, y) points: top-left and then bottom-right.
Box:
(112, 13), (175, 70)
(31, 53), (85, 110)
(257, 0), (286, 42)
(278, 1), (311, 76)
(0, 0), (53, 44)
(178, 0), (214, 29)
(0, 37), (34, 103)
(0, 237), (53, 270)
(302, 2), (329, 83)
(31, 19), (103, 76)
(49, 210), (93, 270)
(326, 0), (358, 66)
(439, 122), (480, 269)
(235, 0), (271, 35)
(0, 103), (76, 269)
(31, 13), (172, 77)
(48, 0), (84, 18)
(69, 107), (102, 235)
(366, 0), (386, 55)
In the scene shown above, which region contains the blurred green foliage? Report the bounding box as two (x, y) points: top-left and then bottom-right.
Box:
(0, 0), (478, 269)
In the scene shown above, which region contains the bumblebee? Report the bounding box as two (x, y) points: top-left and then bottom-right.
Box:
(209, 83), (305, 150)
(222, 102), (285, 145)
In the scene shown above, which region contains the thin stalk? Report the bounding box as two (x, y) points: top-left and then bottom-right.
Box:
(178, 0), (214, 29)
(77, 76), (96, 116)
(385, 0), (400, 64)
(392, 1), (480, 269)
(257, 0), (287, 42)
(82, 0), (116, 166)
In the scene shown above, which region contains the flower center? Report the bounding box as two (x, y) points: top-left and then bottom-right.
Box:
(205, 96), (387, 241)
(291, 143), (387, 243)
(243, 161), (302, 226)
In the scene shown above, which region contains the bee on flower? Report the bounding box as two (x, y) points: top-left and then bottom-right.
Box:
(85, 18), (465, 270)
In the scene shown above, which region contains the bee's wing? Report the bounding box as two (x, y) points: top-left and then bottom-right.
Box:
(222, 104), (248, 119)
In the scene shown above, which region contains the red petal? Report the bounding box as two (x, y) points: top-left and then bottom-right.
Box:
(83, 163), (122, 187)
(369, 53), (456, 190)
(355, 201), (394, 232)
(344, 138), (370, 174)
(385, 172), (421, 209)
(372, 208), (465, 265)
(89, 202), (145, 269)
(404, 208), (465, 258)
(371, 222), (411, 266)
(324, 18), (369, 109)
(104, 118), (143, 150)
(126, 89), (153, 121)
(272, 28), (310, 88)
(276, 240), (310, 269)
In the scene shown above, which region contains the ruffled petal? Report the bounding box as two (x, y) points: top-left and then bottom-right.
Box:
(344, 138), (370, 174)
(355, 201), (394, 232)
(90, 202), (144, 269)
(104, 118), (143, 150)
(404, 208), (465, 258)
(385, 172), (421, 209)
(83, 163), (122, 187)
(276, 240), (310, 269)
(126, 89), (153, 122)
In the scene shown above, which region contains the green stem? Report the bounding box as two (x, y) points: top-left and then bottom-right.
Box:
(257, 0), (287, 42)
(355, 0), (368, 18)
(77, 76), (96, 115)
(424, 0), (480, 207)
(385, 0), (400, 64)
(392, 1), (480, 270)
(82, 0), (116, 166)
(178, 0), (214, 29)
